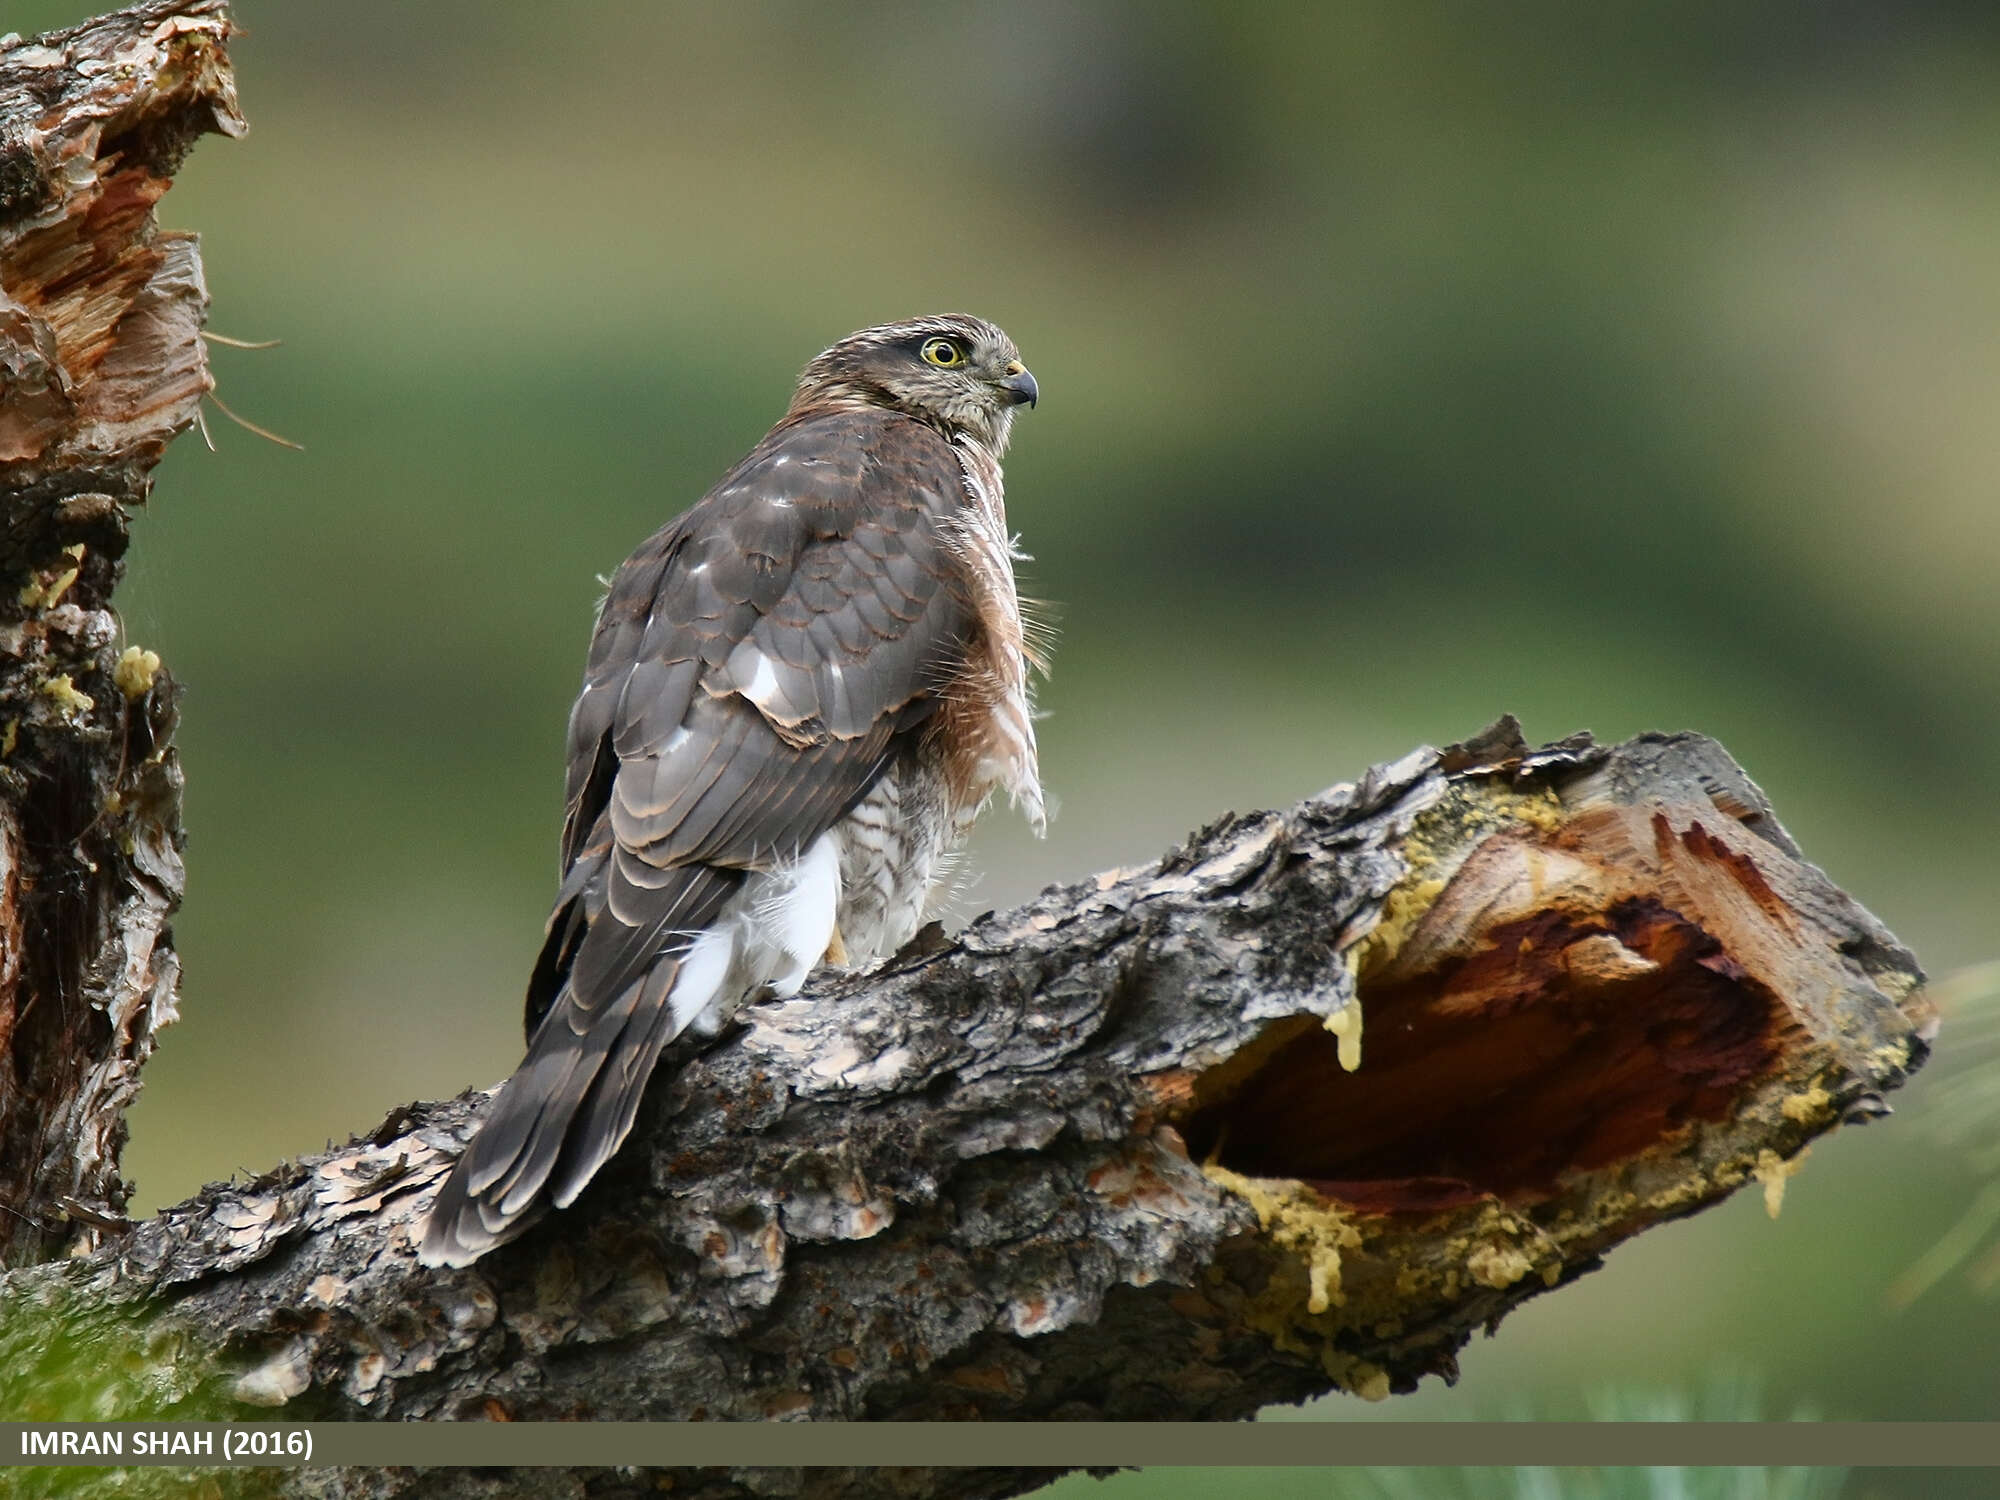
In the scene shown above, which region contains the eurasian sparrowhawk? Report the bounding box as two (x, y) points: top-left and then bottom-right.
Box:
(420, 316), (1044, 1266)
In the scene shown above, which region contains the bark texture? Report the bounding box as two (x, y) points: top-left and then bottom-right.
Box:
(0, 722), (1931, 1500)
(0, 1), (239, 1267)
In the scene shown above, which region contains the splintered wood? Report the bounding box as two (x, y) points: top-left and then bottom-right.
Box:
(0, 5), (239, 481)
(1178, 725), (1928, 1398)
(1193, 800), (1906, 1205)
(0, 3), (237, 1266)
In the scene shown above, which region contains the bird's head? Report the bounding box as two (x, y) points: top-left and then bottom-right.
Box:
(791, 314), (1038, 455)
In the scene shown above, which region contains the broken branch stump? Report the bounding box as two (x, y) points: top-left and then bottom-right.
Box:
(0, 1), (240, 1267)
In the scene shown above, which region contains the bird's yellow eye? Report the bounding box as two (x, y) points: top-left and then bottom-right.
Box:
(920, 337), (965, 368)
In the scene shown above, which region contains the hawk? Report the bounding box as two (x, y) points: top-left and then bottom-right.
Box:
(419, 315), (1044, 1267)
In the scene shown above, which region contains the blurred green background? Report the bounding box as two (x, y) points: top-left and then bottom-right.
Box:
(16, 0), (2000, 1470)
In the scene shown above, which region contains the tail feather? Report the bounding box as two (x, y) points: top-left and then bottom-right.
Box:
(464, 1020), (612, 1199)
(491, 976), (653, 1219)
(417, 868), (739, 1269)
(550, 951), (708, 1209)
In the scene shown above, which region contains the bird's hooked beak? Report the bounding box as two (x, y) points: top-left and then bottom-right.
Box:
(1000, 359), (1039, 409)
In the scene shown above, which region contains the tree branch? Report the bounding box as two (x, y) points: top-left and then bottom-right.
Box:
(1, 721), (1930, 1498)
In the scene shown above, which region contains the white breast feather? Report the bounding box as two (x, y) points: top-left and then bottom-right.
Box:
(666, 831), (842, 1041)
(666, 923), (735, 1038)
(753, 831), (842, 991)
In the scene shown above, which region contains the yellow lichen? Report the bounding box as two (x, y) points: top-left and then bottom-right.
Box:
(114, 646), (161, 701)
(1206, 1164), (1363, 1316)
(1352, 874), (1447, 974)
(1876, 970), (1921, 1003)
(17, 544), (86, 610)
(1466, 1242), (1535, 1290)
(1595, 1189), (1637, 1219)
(43, 564), (81, 608)
(1343, 1360), (1392, 1402)
(1869, 1040), (1912, 1074)
(1754, 1146), (1808, 1220)
(1645, 1171), (1721, 1215)
(0, 721), (14, 757)
(41, 674), (95, 717)
(1201, 1167), (1396, 1395)
(1451, 1202), (1554, 1290)
(1325, 1000), (1364, 1072)
(1780, 1084), (1832, 1124)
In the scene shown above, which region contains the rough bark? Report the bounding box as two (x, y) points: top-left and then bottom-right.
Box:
(0, 720), (1931, 1500)
(0, 1), (239, 1267)
(0, 10), (1937, 1500)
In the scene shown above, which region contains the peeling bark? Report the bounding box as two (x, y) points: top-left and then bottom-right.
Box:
(0, 1), (239, 1266)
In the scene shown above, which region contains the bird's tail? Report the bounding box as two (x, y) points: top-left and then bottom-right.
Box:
(418, 875), (739, 1267)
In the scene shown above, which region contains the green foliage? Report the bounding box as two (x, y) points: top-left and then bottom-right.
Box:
(0, 1273), (257, 1498)
(0, 1468), (262, 1500)
(1347, 1470), (1844, 1500)
(1344, 1372), (1845, 1500)
(0, 1273), (227, 1424)
(1889, 966), (2000, 1307)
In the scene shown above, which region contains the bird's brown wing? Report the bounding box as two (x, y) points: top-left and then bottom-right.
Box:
(420, 410), (976, 1266)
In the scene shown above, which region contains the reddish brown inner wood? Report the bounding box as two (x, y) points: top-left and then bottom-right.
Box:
(1182, 897), (1783, 1213)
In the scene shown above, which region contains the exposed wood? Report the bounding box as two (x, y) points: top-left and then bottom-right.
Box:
(0, 1), (239, 1266)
